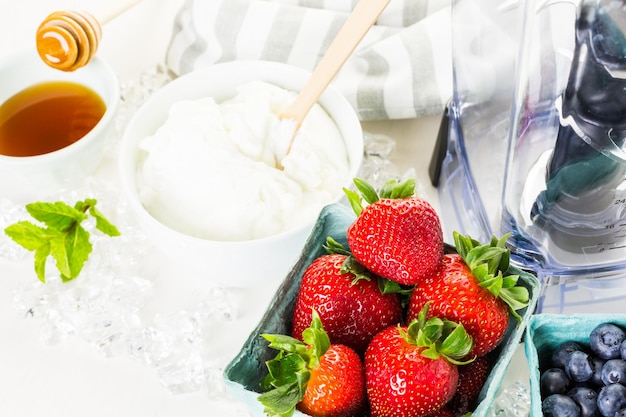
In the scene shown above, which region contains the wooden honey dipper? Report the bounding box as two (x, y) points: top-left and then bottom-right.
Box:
(36, 0), (143, 72)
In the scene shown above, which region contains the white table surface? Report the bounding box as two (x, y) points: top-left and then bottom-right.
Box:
(0, 1), (528, 416)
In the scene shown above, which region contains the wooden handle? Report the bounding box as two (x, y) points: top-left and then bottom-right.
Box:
(98, 0), (144, 25)
(280, 0), (391, 127)
(35, 0), (143, 72)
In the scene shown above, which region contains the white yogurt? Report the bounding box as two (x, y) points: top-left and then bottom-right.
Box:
(137, 80), (350, 241)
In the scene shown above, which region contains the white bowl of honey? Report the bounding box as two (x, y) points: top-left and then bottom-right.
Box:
(0, 48), (119, 203)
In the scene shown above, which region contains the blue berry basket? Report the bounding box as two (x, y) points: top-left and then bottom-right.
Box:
(224, 202), (541, 417)
(525, 313), (626, 415)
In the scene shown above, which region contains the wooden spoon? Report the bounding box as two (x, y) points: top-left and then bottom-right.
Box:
(276, 0), (391, 162)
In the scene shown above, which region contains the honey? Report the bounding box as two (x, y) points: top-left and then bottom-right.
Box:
(0, 81), (106, 157)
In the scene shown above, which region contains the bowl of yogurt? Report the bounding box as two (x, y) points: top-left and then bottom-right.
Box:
(118, 60), (363, 287)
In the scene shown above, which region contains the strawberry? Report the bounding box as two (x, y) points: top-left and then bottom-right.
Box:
(259, 310), (365, 417)
(344, 178), (444, 286)
(407, 232), (529, 358)
(291, 238), (404, 354)
(447, 354), (492, 416)
(364, 303), (474, 417)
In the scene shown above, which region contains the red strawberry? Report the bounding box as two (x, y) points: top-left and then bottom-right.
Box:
(344, 178), (444, 286)
(447, 354), (492, 416)
(407, 232), (529, 358)
(292, 242), (403, 354)
(299, 344), (364, 417)
(364, 303), (474, 417)
(259, 310), (365, 417)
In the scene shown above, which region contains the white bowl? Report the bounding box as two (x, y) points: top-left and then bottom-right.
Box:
(0, 48), (119, 203)
(118, 61), (363, 288)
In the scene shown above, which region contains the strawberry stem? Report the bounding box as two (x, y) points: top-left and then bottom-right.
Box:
(379, 177), (415, 199)
(354, 177), (381, 204)
(259, 309), (329, 417)
(344, 177), (416, 216)
(323, 236), (414, 297)
(322, 236), (352, 257)
(452, 232), (529, 323)
(401, 302), (474, 365)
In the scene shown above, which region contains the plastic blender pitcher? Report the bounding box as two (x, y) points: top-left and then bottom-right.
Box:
(502, 0), (626, 311)
(432, 0), (524, 244)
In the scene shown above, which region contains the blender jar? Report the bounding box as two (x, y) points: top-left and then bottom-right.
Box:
(434, 0), (524, 244)
(502, 0), (626, 312)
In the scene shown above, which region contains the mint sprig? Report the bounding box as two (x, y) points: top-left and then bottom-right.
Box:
(4, 199), (120, 283)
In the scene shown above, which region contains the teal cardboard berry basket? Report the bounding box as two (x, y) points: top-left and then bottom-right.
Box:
(525, 313), (626, 416)
(224, 202), (541, 417)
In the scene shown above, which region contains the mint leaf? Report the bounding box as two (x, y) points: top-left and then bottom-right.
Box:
(50, 233), (71, 279)
(50, 221), (93, 282)
(74, 198), (120, 237)
(66, 225), (93, 282)
(73, 199), (92, 213)
(34, 242), (51, 283)
(26, 201), (86, 231)
(89, 205), (121, 237)
(4, 198), (119, 283)
(4, 221), (49, 251)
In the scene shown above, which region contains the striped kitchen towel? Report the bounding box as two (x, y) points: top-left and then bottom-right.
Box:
(165, 0), (452, 121)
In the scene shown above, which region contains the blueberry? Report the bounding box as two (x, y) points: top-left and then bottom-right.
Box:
(597, 383), (626, 417)
(554, 341), (586, 368)
(542, 367), (572, 396)
(601, 358), (626, 386)
(543, 394), (582, 417)
(590, 323), (626, 360)
(621, 340), (626, 361)
(567, 386), (600, 417)
(566, 350), (594, 382)
(616, 408), (626, 417)
(589, 356), (607, 387)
